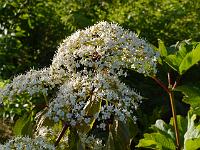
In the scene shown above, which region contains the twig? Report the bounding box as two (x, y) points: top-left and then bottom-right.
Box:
(152, 76), (169, 93)
(169, 91), (180, 150)
(55, 122), (69, 147)
(172, 75), (181, 90)
(152, 74), (181, 149)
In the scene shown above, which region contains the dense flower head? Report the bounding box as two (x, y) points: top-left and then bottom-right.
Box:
(47, 73), (142, 128)
(46, 21), (158, 128)
(0, 21), (159, 147)
(1, 136), (55, 150)
(50, 21), (159, 81)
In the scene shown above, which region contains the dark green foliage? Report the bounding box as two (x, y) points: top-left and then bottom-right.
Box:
(1, 0), (200, 149)
(1, 0), (200, 79)
(175, 84), (200, 116)
(13, 114), (33, 137)
(0, 0), (67, 79)
(57, 0), (200, 46)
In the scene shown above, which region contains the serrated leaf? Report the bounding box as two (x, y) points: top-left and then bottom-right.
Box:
(164, 42), (200, 75)
(152, 119), (175, 140)
(137, 138), (157, 149)
(137, 133), (176, 150)
(175, 85), (200, 115)
(175, 85), (200, 97)
(179, 43), (200, 74)
(164, 42), (189, 72)
(185, 138), (200, 150)
(138, 113), (200, 150)
(165, 55), (180, 71)
(137, 119), (176, 150)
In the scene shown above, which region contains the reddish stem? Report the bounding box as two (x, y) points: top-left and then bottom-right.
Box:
(168, 73), (180, 150)
(152, 74), (181, 149)
(152, 76), (169, 93)
(172, 76), (181, 90)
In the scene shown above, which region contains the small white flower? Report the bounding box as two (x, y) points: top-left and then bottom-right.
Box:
(99, 123), (106, 130)
(84, 118), (91, 124)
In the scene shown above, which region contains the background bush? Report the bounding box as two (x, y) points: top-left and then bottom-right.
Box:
(57, 0), (200, 46)
(0, 0), (199, 79)
(0, 0), (67, 79)
(0, 0), (200, 148)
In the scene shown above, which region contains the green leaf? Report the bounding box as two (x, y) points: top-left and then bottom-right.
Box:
(164, 42), (200, 75)
(152, 119), (175, 140)
(169, 115), (187, 146)
(0, 80), (6, 87)
(109, 120), (136, 150)
(137, 118), (176, 150)
(77, 99), (102, 133)
(179, 43), (200, 74)
(28, 18), (34, 29)
(69, 128), (83, 150)
(15, 31), (25, 37)
(185, 138), (200, 150)
(175, 85), (200, 115)
(13, 114), (33, 137)
(184, 114), (200, 141)
(137, 112), (200, 150)
(137, 133), (176, 150)
(164, 42), (189, 72)
(158, 39), (168, 57)
(165, 55), (180, 71)
(183, 114), (200, 150)
(20, 14), (29, 20)
(137, 137), (157, 149)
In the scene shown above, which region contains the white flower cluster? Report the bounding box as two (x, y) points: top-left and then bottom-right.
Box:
(1, 136), (55, 150)
(47, 21), (158, 128)
(0, 21), (159, 147)
(79, 132), (104, 149)
(0, 68), (52, 101)
(50, 21), (158, 80)
(47, 73), (142, 127)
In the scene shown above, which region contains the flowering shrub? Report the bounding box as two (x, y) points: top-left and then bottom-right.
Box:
(0, 21), (159, 149)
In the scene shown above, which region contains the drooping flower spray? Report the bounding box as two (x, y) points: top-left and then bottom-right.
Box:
(0, 21), (159, 149)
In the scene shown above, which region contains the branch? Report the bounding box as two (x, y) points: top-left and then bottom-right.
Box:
(152, 76), (169, 93)
(168, 73), (180, 150)
(54, 122), (69, 147)
(169, 92), (180, 150)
